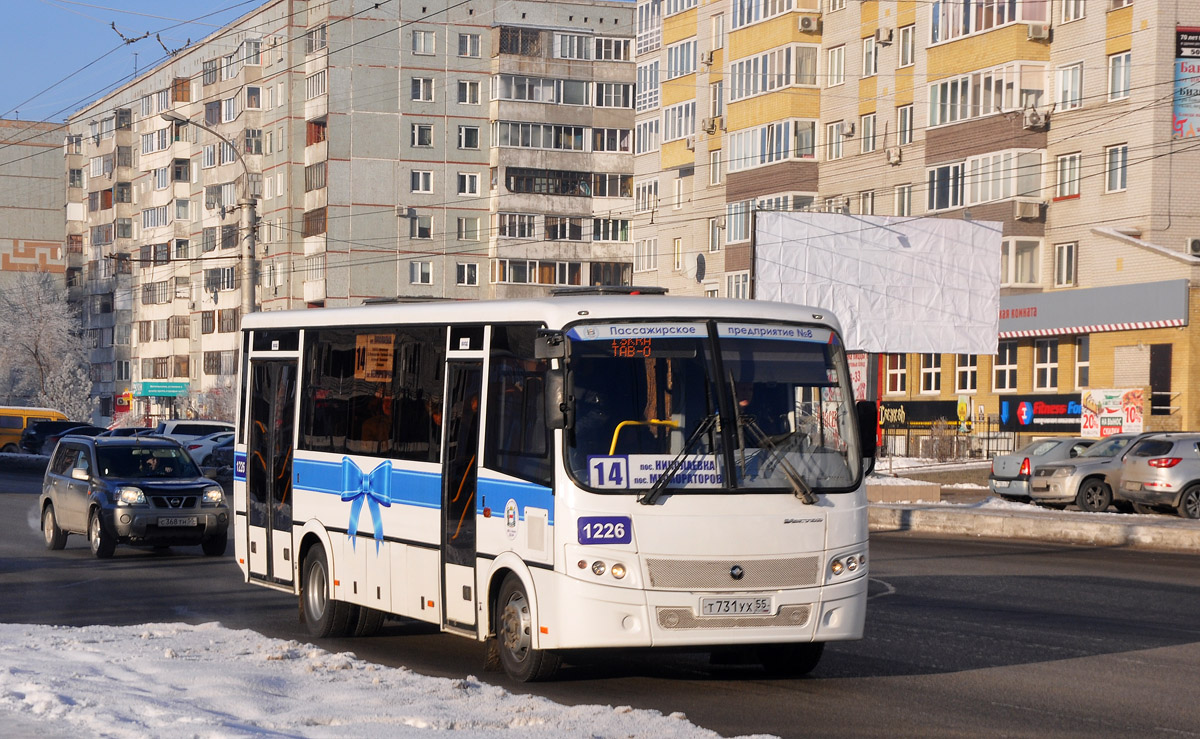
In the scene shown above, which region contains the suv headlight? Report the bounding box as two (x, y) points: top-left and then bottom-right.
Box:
(115, 486), (145, 505)
(203, 486), (225, 505)
(1051, 466), (1075, 477)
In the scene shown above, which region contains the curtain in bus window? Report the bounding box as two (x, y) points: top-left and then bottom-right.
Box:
(300, 326), (446, 461)
(485, 325), (552, 487)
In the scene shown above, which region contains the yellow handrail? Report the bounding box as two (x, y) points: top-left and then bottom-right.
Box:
(608, 419), (680, 455)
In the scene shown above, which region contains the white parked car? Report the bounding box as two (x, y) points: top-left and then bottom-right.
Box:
(183, 431), (235, 466)
(152, 420), (234, 443)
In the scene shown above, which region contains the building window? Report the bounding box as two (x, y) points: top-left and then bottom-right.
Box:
(956, 354), (978, 393)
(305, 70), (326, 99)
(1055, 242), (1077, 287)
(410, 261), (433, 284)
(895, 184), (913, 216)
(458, 126), (479, 149)
(634, 238), (658, 272)
(458, 33), (480, 57)
(305, 162), (327, 192)
(886, 354), (907, 394)
(307, 118), (328, 146)
(1035, 339), (1058, 390)
(306, 24), (327, 54)
(457, 172), (479, 195)
(899, 25), (915, 67)
(862, 37), (878, 78)
(860, 113), (876, 153)
(413, 29), (436, 55)
(498, 213), (536, 238)
(1056, 153), (1081, 199)
(411, 170), (433, 193)
(410, 214), (432, 239)
(412, 124), (433, 147)
(636, 61), (661, 111)
(458, 80), (480, 105)
(859, 190), (874, 215)
(1108, 52), (1131, 100)
(1001, 239), (1040, 286)
(828, 0), (846, 10)
(411, 77), (434, 101)
(710, 149), (722, 185)
(595, 37), (631, 61)
(1063, 0), (1085, 22)
(302, 207), (327, 237)
(920, 354), (941, 394)
(994, 341), (1017, 392)
(1075, 336), (1090, 388)
(708, 218), (722, 252)
(1106, 144), (1128, 192)
(927, 162), (965, 211)
(898, 104), (913, 145)
(727, 271), (749, 299)
(673, 237), (683, 271)
(456, 262), (478, 286)
(1058, 62), (1084, 111)
(457, 217), (479, 241)
(666, 39), (697, 79)
(825, 122), (844, 160)
(593, 128), (631, 153)
(827, 45), (845, 86)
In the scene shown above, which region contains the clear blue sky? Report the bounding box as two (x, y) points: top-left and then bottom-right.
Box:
(2, 1), (259, 123)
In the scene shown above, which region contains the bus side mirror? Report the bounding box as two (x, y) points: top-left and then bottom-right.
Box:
(535, 330), (565, 359)
(856, 400), (878, 459)
(545, 368), (566, 430)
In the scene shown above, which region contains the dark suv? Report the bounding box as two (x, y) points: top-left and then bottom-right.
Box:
(39, 436), (230, 558)
(21, 420), (90, 454)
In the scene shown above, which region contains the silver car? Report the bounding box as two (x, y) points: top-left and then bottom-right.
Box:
(1029, 432), (1154, 512)
(1115, 433), (1200, 518)
(989, 437), (1094, 501)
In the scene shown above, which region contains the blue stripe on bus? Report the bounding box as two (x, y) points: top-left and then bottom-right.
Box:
(292, 456), (554, 524)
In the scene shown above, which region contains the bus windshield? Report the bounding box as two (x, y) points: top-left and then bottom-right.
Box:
(565, 321), (860, 495)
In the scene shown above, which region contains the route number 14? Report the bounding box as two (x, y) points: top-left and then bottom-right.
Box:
(589, 456), (629, 489)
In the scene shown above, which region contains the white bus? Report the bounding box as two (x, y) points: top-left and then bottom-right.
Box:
(233, 290), (876, 681)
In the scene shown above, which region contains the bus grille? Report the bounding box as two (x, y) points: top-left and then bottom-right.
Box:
(645, 556), (820, 590)
(656, 605), (811, 630)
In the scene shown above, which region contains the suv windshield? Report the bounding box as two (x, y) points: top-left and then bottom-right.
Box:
(564, 320), (860, 494)
(96, 446), (200, 479)
(1078, 435), (1134, 458)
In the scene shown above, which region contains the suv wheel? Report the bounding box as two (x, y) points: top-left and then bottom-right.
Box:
(201, 535), (228, 556)
(42, 504), (67, 550)
(88, 509), (116, 559)
(1075, 479), (1112, 513)
(1177, 485), (1200, 519)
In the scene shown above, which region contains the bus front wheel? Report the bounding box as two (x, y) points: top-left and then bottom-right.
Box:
(759, 642), (824, 677)
(300, 543), (353, 638)
(496, 574), (560, 682)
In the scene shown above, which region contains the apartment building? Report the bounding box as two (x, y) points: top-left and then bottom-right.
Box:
(633, 0), (1200, 439)
(0, 120), (64, 294)
(66, 0), (634, 425)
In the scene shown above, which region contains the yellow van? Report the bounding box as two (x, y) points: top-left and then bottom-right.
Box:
(0, 407), (67, 453)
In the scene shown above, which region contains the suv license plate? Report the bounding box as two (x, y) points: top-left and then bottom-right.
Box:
(700, 597), (773, 616)
(159, 516), (198, 527)
(1123, 481), (1140, 492)
(993, 480), (1010, 488)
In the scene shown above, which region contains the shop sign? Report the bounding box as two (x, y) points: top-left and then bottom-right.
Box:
(997, 394), (1082, 432)
(879, 400), (961, 430)
(1080, 389), (1144, 438)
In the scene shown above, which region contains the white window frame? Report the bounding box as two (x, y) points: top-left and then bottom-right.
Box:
(458, 125), (480, 150)
(1054, 242), (1077, 287)
(859, 190), (874, 215)
(458, 79), (480, 105)
(412, 77), (434, 102)
(727, 271), (750, 299)
(895, 184), (913, 216)
(994, 341), (1018, 393)
(708, 217), (722, 252)
(458, 33), (480, 58)
(826, 122), (844, 160)
(899, 25), (915, 67)
(1057, 153), (1082, 199)
(456, 262), (479, 286)
(860, 113), (876, 153)
(413, 29), (436, 56)
(409, 260), (433, 284)
(411, 170), (433, 193)
(919, 353), (942, 394)
(411, 123), (433, 148)
(457, 172), (480, 196)
(898, 104), (914, 145)
(956, 354), (978, 393)
(1034, 339), (1058, 391)
(1105, 144), (1128, 192)
(1001, 238), (1041, 287)
(710, 149), (722, 185)
(927, 162), (965, 212)
(634, 237), (658, 272)
(1063, 0), (1086, 23)
(862, 37), (878, 78)
(827, 45), (845, 87)
(1108, 51), (1131, 100)
(1057, 62), (1084, 111)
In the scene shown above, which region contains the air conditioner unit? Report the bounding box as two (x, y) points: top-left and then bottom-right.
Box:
(1027, 23), (1050, 40)
(874, 28), (894, 46)
(685, 135), (696, 150)
(1022, 108), (1048, 129)
(885, 146), (902, 165)
(1014, 200), (1042, 220)
(799, 15), (820, 33)
(701, 50), (714, 66)
(842, 121), (855, 136)
(1187, 237), (1200, 257)
(701, 117), (717, 134)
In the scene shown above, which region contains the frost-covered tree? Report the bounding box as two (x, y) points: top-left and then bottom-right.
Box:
(0, 273), (93, 420)
(188, 379), (237, 422)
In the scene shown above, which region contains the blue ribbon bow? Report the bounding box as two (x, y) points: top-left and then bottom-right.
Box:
(340, 457), (392, 552)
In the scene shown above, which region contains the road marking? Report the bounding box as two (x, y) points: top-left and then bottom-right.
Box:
(868, 577), (896, 600)
(55, 578), (101, 589)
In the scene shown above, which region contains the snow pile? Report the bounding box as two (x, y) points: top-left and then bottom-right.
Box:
(0, 622), (766, 738)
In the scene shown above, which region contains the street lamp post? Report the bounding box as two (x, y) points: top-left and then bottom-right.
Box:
(161, 111), (257, 316)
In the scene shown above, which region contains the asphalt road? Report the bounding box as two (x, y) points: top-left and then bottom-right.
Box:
(2, 466), (1198, 738)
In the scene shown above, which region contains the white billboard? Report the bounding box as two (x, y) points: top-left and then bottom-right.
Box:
(755, 211), (1002, 354)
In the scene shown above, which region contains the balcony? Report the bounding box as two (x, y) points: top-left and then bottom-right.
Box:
(303, 278), (326, 303)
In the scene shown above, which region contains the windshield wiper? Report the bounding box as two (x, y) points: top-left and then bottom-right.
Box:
(638, 413), (719, 506)
(738, 415), (817, 505)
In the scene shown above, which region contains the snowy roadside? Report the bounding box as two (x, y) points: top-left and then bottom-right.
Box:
(0, 621), (771, 739)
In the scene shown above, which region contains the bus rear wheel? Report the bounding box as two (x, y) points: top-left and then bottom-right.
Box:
(496, 574), (560, 682)
(300, 543), (353, 637)
(759, 642), (824, 677)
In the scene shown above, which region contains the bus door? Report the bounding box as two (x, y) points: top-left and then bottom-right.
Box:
(441, 360), (483, 630)
(246, 359), (296, 586)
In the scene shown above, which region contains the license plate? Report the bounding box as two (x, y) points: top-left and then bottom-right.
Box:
(1123, 481), (1140, 492)
(700, 597), (773, 616)
(993, 480), (1010, 488)
(159, 516), (198, 527)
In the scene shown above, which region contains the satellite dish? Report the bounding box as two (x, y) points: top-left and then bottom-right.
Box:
(694, 254), (706, 283)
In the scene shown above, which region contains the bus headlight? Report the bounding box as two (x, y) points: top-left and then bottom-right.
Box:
(829, 553), (867, 580)
(610, 563), (626, 579)
(591, 561), (606, 576)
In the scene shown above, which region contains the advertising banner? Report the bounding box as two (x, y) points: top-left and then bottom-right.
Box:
(996, 394), (1082, 432)
(846, 352), (869, 401)
(879, 400), (962, 430)
(1080, 389), (1144, 438)
(1175, 28), (1200, 138)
